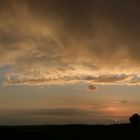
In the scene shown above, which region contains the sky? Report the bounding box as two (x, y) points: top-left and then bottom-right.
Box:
(0, 0), (140, 125)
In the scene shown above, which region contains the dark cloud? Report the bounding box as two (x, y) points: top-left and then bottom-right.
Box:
(88, 85), (97, 90)
(121, 100), (128, 104)
(29, 108), (93, 116)
(1, 0), (140, 86)
(0, 108), (110, 124)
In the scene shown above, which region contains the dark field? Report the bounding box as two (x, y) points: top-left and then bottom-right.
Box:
(0, 124), (140, 139)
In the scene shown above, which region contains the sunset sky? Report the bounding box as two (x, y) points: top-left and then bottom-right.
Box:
(0, 0), (140, 125)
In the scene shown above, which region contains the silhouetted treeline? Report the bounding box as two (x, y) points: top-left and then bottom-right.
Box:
(129, 113), (140, 126)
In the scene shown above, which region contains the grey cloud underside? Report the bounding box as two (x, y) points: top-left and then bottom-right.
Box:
(0, 108), (94, 116)
(1, 0), (140, 86)
(0, 107), (129, 118)
(0, 108), (116, 125)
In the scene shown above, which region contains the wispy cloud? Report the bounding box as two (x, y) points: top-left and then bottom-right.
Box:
(4, 73), (140, 86)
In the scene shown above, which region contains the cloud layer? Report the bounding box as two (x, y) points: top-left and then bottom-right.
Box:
(0, 107), (130, 125)
(1, 0), (140, 86)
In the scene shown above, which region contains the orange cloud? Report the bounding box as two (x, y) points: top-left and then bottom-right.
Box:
(1, 1), (140, 87)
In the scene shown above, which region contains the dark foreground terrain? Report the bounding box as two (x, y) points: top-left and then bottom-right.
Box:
(0, 124), (140, 139)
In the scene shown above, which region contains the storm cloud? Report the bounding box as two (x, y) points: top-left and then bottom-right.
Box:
(1, 0), (140, 86)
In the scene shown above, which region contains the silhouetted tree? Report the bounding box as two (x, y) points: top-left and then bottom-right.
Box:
(129, 113), (140, 126)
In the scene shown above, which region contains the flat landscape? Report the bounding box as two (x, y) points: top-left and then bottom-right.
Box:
(0, 124), (140, 139)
